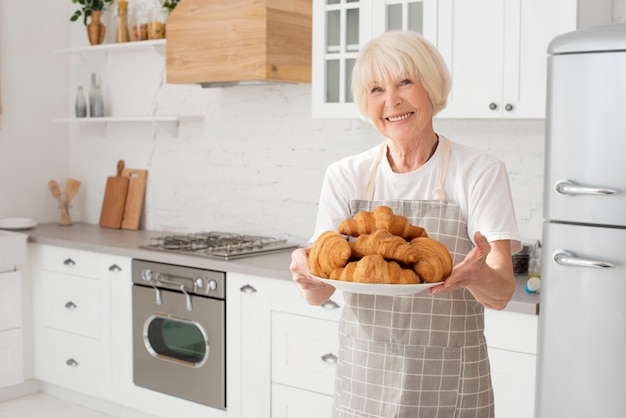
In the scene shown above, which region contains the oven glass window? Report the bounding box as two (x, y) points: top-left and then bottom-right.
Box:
(146, 316), (208, 366)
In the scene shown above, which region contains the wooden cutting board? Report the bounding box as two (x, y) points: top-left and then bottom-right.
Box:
(121, 168), (148, 231)
(99, 160), (129, 229)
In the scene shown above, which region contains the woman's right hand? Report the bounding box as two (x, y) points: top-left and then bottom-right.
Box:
(290, 247), (336, 305)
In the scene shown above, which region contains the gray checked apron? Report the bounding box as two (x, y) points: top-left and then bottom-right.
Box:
(334, 136), (494, 418)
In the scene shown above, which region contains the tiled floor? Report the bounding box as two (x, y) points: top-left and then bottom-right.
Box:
(0, 393), (114, 418)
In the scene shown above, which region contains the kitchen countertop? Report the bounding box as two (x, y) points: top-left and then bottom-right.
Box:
(24, 222), (539, 315)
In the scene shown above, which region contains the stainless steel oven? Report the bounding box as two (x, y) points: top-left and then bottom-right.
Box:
(132, 259), (226, 409)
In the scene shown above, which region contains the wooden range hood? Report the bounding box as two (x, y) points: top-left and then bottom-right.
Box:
(166, 0), (312, 86)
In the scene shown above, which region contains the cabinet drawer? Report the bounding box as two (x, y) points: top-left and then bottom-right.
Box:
(0, 271), (21, 330)
(271, 280), (344, 321)
(37, 328), (102, 396)
(271, 312), (338, 395)
(42, 245), (101, 278)
(272, 383), (334, 418)
(484, 309), (538, 354)
(42, 272), (101, 338)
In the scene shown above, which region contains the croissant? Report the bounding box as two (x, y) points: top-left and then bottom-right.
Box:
(308, 231), (352, 278)
(350, 230), (420, 264)
(338, 206), (428, 240)
(409, 237), (453, 283)
(330, 254), (421, 284)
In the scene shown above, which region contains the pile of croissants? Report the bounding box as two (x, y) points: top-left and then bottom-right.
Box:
(309, 206), (453, 284)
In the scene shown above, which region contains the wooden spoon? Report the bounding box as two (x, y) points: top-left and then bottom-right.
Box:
(64, 178), (81, 208)
(48, 180), (72, 225)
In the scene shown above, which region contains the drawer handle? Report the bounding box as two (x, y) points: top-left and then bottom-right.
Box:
(321, 353), (337, 364)
(321, 299), (340, 310)
(240, 284), (257, 294)
(65, 301), (77, 310)
(109, 264), (122, 272)
(63, 258), (76, 267)
(66, 358), (79, 367)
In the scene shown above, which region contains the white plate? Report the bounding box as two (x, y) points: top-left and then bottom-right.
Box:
(312, 275), (441, 296)
(0, 217), (37, 230)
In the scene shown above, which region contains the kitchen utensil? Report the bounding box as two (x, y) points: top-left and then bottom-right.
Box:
(48, 180), (72, 225)
(64, 178), (81, 208)
(99, 160), (129, 229)
(121, 168), (147, 231)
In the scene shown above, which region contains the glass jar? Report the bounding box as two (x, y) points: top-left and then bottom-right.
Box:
(147, 8), (167, 40)
(132, 5), (149, 41)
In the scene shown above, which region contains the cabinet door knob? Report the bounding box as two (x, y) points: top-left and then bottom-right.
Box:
(66, 358), (79, 367)
(109, 264), (122, 272)
(489, 102), (498, 110)
(63, 258), (76, 266)
(321, 353), (338, 364)
(321, 299), (340, 310)
(240, 284), (257, 294)
(505, 103), (514, 111)
(64, 301), (77, 310)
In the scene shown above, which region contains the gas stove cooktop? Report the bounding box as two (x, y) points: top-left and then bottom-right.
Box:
(139, 231), (298, 260)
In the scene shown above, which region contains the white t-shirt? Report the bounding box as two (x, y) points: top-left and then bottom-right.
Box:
(311, 138), (522, 254)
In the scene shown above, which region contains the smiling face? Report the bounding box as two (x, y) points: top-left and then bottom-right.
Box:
(367, 77), (434, 143)
(351, 31), (451, 123)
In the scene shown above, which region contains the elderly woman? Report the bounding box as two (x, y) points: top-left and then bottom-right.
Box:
(290, 30), (521, 417)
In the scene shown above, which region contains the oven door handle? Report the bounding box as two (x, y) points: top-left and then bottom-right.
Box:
(156, 276), (194, 311)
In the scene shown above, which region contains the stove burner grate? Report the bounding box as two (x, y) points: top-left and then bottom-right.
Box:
(140, 231), (297, 260)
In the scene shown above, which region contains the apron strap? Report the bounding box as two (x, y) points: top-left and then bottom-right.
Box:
(363, 136), (451, 201)
(431, 136), (450, 201)
(363, 140), (387, 201)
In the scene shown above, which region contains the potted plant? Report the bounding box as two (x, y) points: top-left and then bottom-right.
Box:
(70, 0), (115, 45)
(160, 0), (179, 14)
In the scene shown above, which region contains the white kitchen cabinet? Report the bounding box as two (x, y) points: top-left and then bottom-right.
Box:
(437, 0), (612, 119)
(226, 272), (273, 418)
(0, 231), (27, 389)
(31, 245), (112, 398)
(0, 272), (24, 389)
(227, 272), (343, 417)
(313, 0), (612, 119)
(484, 308), (538, 418)
(312, 0), (438, 119)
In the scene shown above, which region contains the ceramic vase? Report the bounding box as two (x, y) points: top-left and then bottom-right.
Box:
(87, 10), (106, 45)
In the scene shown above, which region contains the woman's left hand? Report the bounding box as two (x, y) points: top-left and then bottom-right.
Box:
(428, 231), (515, 310)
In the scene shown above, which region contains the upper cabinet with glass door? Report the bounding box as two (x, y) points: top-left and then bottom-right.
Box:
(312, 0), (437, 119)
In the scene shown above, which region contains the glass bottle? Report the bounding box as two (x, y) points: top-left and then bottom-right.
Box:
(115, 0), (131, 43)
(75, 86), (87, 118)
(89, 73), (97, 116)
(526, 240), (542, 293)
(89, 73), (105, 117)
(92, 85), (105, 117)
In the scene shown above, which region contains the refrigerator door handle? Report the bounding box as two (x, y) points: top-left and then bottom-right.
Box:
(555, 180), (618, 196)
(553, 250), (615, 269)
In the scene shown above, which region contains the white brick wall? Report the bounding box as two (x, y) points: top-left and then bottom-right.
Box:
(70, 75), (544, 246)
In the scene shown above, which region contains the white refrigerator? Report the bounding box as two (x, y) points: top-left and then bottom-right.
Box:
(537, 24), (626, 417)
